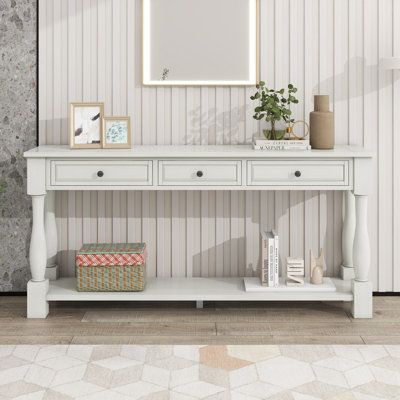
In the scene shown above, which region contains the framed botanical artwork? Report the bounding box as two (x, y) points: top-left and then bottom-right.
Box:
(103, 117), (131, 149)
(70, 103), (104, 149)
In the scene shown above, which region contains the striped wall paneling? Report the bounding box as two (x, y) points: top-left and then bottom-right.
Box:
(39, 0), (399, 290)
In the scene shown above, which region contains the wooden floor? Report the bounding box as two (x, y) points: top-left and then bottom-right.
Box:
(0, 296), (399, 345)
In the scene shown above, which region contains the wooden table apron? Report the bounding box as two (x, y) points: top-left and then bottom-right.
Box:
(24, 145), (374, 319)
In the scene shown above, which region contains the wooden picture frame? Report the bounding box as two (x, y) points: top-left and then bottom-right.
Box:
(103, 116), (131, 149)
(70, 102), (104, 149)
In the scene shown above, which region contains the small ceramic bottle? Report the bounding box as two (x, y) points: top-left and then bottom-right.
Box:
(311, 265), (324, 285)
(310, 249), (325, 285)
(309, 95), (334, 149)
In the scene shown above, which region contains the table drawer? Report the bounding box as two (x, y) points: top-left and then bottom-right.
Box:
(50, 160), (152, 186)
(159, 160), (242, 186)
(247, 160), (349, 186)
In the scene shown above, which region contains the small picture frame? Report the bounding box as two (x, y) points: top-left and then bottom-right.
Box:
(103, 116), (131, 149)
(70, 102), (104, 149)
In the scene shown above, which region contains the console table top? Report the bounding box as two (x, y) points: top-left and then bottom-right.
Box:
(24, 144), (374, 159)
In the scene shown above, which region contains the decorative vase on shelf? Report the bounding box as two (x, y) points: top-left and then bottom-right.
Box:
(310, 249), (325, 285)
(309, 95), (334, 149)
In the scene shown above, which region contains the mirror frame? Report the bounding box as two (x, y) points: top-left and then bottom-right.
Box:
(142, 0), (259, 86)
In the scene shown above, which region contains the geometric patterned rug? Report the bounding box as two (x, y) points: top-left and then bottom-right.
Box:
(0, 345), (399, 399)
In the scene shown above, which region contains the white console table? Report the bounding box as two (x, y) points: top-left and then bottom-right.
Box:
(24, 145), (373, 319)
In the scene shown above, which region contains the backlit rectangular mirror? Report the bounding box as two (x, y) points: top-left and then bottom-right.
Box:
(143, 0), (259, 86)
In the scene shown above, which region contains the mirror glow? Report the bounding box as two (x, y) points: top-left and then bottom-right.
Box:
(143, 0), (258, 86)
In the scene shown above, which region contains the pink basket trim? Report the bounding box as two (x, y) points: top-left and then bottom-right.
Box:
(76, 252), (146, 267)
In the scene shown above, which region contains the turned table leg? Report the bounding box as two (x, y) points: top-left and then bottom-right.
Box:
(340, 191), (356, 280)
(28, 194), (49, 318)
(44, 191), (59, 280)
(351, 194), (372, 318)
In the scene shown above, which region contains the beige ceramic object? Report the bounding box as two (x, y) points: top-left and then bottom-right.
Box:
(310, 249), (325, 285)
(310, 95), (334, 149)
(311, 265), (324, 285)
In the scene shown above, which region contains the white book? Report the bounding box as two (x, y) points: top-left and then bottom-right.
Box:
(260, 231), (275, 287)
(272, 229), (279, 287)
(253, 137), (309, 146)
(253, 142), (311, 151)
(260, 232), (269, 286)
(268, 236), (274, 287)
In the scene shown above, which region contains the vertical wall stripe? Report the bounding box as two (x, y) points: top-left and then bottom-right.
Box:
(378, 0), (393, 291)
(393, 0), (400, 291)
(363, 0), (379, 289)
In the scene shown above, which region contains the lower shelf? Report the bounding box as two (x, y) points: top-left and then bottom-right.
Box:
(244, 277), (337, 292)
(47, 277), (353, 302)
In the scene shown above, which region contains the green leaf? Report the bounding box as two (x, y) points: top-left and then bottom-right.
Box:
(251, 83), (299, 126)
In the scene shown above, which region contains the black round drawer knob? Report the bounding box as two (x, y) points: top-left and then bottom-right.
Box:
(97, 171), (104, 178)
(196, 171), (203, 178)
(294, 170), (301, 178)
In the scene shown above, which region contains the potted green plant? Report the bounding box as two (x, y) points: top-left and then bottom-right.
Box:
(250, 82), (299, 140)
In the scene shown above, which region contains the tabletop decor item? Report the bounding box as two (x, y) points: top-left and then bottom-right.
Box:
(252, 130), (311, 150)
(70, 103), (104, 149)
(287, 120), (310, 140)
(252, 139), (311, 151)
(309, 95), (334, 149)
(250, 82), (299, 140)
(76, 243), (146, 292)
(310, 249), (325, 285)
(103, 116), (131, 149)
(286, 257), (305, 286)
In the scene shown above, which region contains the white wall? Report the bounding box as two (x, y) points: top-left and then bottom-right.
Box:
(38, 0), (400, 291)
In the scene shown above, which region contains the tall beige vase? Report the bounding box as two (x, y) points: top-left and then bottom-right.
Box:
(309, 95), (334, 149)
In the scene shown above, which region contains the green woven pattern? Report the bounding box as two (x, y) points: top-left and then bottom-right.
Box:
(76, 265), (145, 292)
(77, 243), (146, 255)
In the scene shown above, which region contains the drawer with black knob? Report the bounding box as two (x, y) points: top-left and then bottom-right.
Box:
(158, 160), (242, 186)
(247, 160), (350, 187)
(50, 160), (152, 186)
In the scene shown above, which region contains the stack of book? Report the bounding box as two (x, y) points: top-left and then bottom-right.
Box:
(253, 135), (311, 151)
(260, 230), (279, 287)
